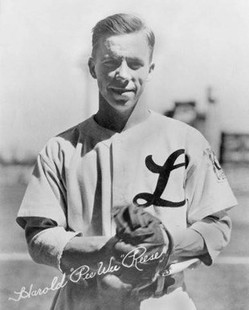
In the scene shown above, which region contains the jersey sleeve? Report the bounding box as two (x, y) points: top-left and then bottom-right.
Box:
(184, 129), (237, 263)
(185, 130), (237, 222)
(17, 146), (68, 229)
(27, 226), (81, 272)
(190, 211), (232, 264)
(16, 141), (82, 271)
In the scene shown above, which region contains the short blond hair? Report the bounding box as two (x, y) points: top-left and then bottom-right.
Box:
(91, 13), (155, 61)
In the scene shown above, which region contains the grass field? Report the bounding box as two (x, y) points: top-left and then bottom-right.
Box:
(0, 164), (249, 310)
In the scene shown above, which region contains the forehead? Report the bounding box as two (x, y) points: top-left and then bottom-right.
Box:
(95, 31), (151, 61)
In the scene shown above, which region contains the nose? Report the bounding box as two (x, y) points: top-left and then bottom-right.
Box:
(116, 60), (131, 81)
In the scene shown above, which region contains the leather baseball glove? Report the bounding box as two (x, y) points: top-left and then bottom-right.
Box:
(97, 203), (174, 308)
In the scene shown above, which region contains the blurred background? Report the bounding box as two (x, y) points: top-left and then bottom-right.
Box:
(0, 0), (249, 309)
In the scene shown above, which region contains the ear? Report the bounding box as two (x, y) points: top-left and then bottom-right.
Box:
(88, 57), (97, 79)
(146, 63), (155, 81)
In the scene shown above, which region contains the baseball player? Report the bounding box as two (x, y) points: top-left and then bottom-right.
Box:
(17, 13), (237, 310)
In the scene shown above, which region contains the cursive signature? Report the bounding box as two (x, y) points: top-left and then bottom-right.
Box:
(121, 246), (164, 271)
(8, 274), (68, 302)
(9, 247), (164, 302)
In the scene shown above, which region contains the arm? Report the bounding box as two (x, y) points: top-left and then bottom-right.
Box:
(60, 235), (110, 273)
(24, 217), (111, 273)
(190, 211), (232, 264)
(182, 129), (236, 264)
(173, 228), (206, 257)
(17, 147), (111, 273)
(19, 150), (127, 275)
(25, 208), (231, 273)
(172, 210), (231, 265)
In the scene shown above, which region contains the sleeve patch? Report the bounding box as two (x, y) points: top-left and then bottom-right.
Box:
(204, 148), (226, 182)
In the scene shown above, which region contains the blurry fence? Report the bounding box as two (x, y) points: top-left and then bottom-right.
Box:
(220, 132), (249, 164)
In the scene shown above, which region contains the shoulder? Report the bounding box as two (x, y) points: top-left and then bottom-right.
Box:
(39, 117), (93, 164)
(150, 111), (190, 131)
(150, 111), (210, 161)
(150, 111), (206, 142)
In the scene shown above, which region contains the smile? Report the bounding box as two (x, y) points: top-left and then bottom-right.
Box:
(109, 87), (135, 95)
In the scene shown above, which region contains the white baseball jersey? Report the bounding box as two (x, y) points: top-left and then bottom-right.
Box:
(17, 111), (237, 310)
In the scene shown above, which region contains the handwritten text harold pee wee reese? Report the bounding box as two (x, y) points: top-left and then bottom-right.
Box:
(9, 246), (164, 302)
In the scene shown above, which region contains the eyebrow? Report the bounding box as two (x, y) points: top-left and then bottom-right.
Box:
(102, 55), (145, 64)
(127, 57), (145, 64)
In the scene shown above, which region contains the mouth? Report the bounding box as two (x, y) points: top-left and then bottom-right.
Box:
(109, 87), (135, 96)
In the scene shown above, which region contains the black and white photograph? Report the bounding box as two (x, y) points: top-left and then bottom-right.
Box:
(1, 1), (249, 309)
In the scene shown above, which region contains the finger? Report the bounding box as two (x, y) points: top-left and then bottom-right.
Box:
(114, 241), (137, 254)
(99, 274), (132, 291)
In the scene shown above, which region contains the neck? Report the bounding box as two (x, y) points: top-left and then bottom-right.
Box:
(94, 93), (150, 132)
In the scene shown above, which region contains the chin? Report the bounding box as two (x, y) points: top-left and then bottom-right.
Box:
(110, 100), (136, 111)
(101, 92), (137, 113)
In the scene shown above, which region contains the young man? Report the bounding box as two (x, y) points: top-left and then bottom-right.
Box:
(17, 13), (237, 310)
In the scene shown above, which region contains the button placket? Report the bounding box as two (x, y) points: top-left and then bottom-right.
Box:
(111, 136), (127, 207)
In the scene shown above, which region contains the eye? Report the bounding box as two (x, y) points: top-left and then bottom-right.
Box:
(102, 59), (120, 69)
(128, 61), (144, 70)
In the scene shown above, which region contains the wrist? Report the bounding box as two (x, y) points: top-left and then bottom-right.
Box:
(60, 235), (110, 273)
